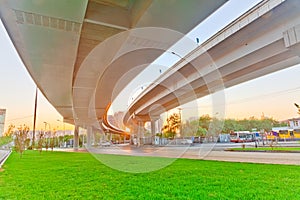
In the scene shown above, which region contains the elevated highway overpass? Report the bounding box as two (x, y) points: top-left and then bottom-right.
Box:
(0, 0), (227, 147)
(124, 0), (300, 138)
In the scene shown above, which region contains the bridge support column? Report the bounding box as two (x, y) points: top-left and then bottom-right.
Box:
(92, 127), (98, 146)
(98, 130), (102, 145)
(109, 133), (113, 143)
(86, 126), (92, 148)
(98, 128), (106, 145)
(150, 115), (160, 145)
(137, 121), (145, 146)
(74, 125), (79, 150)
(151, 120), (156, 145)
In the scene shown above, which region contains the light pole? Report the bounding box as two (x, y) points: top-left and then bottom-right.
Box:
(178, 107), (182, 138)
(43, 121), (51, 134)
(43, 121), (51, 149)
(43, 121), (47, 132)
(170, 51), (190, 65)
(57, 119), (65, 135)
(43, 121), (51, 132)
(32, 87), (38, 148)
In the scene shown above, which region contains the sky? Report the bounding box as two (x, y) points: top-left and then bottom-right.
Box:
(1, 0), (300, 132)
(0, 19), (65, 131)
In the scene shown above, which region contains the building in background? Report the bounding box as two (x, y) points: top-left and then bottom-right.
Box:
(0, 108), (6, 137)
(288, 117), (300, 129)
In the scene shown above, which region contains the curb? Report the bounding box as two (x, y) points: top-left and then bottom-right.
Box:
(0, 150), (12, 169)
(225, 149), (300, 153)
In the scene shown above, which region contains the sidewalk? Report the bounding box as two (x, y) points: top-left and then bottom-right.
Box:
(56, 144), (300, 166)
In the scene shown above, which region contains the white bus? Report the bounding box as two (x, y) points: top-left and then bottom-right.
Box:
(230, 131), (254, 143)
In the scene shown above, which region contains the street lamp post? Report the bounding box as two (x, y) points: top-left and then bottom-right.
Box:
(57, 119), (65, 135)
(57, 119), (66, 148)
(43, 121), (51, 132)
(32, 87), (38, 148)
(43, 121), (51, 149)
(178, 107), (182, 138)
(43, 121), (51, 136)
(43, 121), (47, 132)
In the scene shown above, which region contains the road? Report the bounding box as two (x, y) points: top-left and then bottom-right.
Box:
(202, 150), (300, 165)
(1, 142), (299, 168)
(81, 142), (300, 166)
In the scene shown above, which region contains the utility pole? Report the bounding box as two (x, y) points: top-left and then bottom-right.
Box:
(178, 108), (182, 138)
(32, 87), (38, 148)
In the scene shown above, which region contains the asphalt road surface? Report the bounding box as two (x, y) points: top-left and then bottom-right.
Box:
(83, 142), (300, 165)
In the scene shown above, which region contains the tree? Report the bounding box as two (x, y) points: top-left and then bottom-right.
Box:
(209, 117), (224, 135)
(221, 117), (283, 133)
(198, 114), (211, 130)
(37, 132), (45, 153)
(182, 120), (198, 137)
(196, 127), (207, 137)
(272, 120), (288, 127)
(162, 113), (181, 138)
(13, 125), (29, 158)
(223, 119), (242, 133)
(4, 124), (15, 137)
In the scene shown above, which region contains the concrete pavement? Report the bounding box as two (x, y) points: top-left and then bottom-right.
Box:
(202, 150), (300, 165)
(74, 143), (300, 166)
(5, 142), (297, 166)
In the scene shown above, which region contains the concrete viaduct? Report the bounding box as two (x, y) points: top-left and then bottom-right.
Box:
(124, 0), (300, 145)
(2, 0), (300, 147)
(0, 0), (227, 148)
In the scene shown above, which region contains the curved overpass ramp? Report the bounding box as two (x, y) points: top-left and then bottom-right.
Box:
(124, 0), (300, 126)
(0, 1), (227, 140)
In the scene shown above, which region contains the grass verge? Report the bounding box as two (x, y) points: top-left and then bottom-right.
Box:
(229, 147), (300, 152)
(0, 136), (12, 147)
(0, 150), (300, 199)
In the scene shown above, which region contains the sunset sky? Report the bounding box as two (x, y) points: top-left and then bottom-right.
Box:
(1, 0), (300, 132)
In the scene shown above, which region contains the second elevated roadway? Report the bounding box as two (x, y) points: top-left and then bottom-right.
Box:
(124, 0), (300, 125)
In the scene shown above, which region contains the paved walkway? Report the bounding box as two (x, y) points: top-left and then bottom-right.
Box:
(59, 143), (300, 165)
(0, 150), (7, 159)
(2, 142), (298, 166)
(201, 150), (300, 165)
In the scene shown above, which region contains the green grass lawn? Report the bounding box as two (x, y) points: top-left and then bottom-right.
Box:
(0, 136), (12, 147)
(1, 151), (300, 200)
